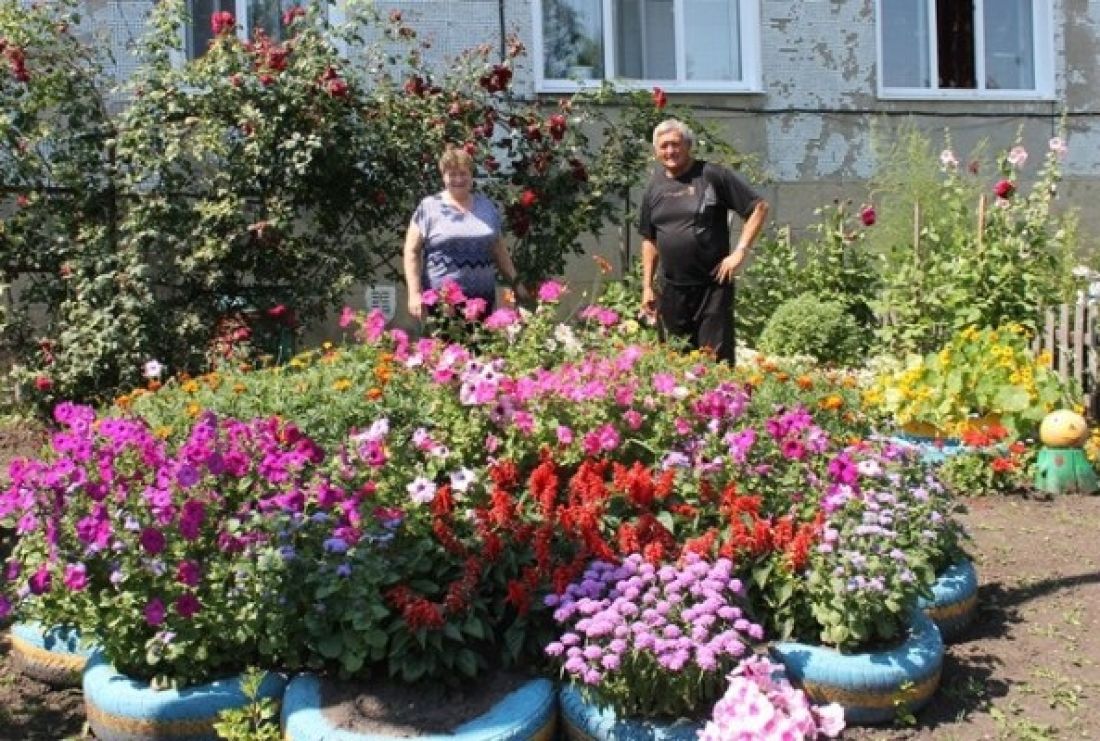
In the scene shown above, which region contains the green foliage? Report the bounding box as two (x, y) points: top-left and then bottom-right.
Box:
(866, 324), (1078, 439)
(737, 201), (879, 349)
(758, 293), (868, 366)
(937, 441), (1035, 497)
(869, 124), (1076, 355)
(213, 668), (281, 741)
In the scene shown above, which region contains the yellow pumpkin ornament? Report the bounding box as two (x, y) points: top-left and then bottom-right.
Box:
(1039, 410), (1089, 448)
(1035, 410), (1098, 496)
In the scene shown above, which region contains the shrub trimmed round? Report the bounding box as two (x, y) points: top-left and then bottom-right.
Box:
(9, 621), (94, 687)
(82, 650), (286, 741)
(769, 611), (944, 725)
(918, 559), (978, 642)
(559, 684), (700, 741)
(281, 673), (557, 741)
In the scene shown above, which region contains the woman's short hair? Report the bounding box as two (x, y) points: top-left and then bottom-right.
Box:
(652, 119), (695, 150)
(438, 146), (475, 174)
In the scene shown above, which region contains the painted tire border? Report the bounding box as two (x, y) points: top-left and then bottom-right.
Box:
(918, 558), (979, 642)
(9, 621), (94, 687)
(769, 611), (944, 725)
(559, 684), (701, 741)
(82, 650), (287, 741)
(281, 673), (557, 741)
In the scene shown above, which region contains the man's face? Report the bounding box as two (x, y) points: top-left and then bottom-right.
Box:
(654, 130), (692, 175)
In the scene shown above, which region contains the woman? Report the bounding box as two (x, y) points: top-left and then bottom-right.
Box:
(403, 147), (526, 322)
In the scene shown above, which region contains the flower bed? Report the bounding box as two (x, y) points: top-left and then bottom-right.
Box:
(0, 285), (968, 733)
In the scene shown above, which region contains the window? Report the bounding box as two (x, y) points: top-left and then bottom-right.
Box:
(877, 0), (1052, 99)
(534, 0), (760, 93)
(185, 0), (330, 60)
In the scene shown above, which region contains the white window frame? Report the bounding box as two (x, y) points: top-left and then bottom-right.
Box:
(532, 0), (762, 94)
(876, 0), (1054, 101)
(177, 0), (346, 63)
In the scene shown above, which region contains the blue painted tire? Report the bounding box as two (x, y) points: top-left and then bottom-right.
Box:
(281, 674), (557, 741)
(9, 621), (95, 687)
(887, 435), (966, 465)
(918, 559), (979, 643)
(769, 611), (944, 725)
(82, 650), (286, 741)
(559, 684), (700, 741)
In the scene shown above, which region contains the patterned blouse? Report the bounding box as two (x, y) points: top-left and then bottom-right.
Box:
(412, 191), (501, 302)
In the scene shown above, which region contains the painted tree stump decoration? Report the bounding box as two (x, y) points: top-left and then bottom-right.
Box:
(1034, 410), (1098, 495)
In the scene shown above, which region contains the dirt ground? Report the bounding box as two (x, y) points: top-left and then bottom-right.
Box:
(2, 423), (1099, 739)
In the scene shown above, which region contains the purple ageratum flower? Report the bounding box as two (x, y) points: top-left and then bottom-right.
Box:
(145, 598), (166, 626)
(323, 537), (349, 554)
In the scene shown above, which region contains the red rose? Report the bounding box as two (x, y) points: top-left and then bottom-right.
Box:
(282, 5), (306, 26)
(258, 74), (275, 86)
(463, 141), (477, 156)
(524, 123), (543, 142)
(266, 304), (288, 320)
(33, 376), (52, 392)
(993, 179), (1015, 199)
(479, 64), (512, 93)
(483, 156), (500, 173)
(403, 75), (426, 97)
(326, 77), (349, 98)
(568, 158), (588, 182)
(548, 114), (567, 141)
(519, 189), (539, 209)
(265, 46), (289, 72)
(211, 11), (235, 36)
(652, 86), (667, 110)
(15, 194), (29, 208)
(859, 205), (876, 227)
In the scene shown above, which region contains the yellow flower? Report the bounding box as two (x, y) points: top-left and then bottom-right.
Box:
(182, 380), (200, 394)
(332, 378), (352, 392)
(186, 403), (202, 418)
(233, 382), (247, 394)
(154, 426), (173, 439)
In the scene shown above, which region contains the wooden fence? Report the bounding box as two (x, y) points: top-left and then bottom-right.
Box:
(1033, 296), (1100, 418)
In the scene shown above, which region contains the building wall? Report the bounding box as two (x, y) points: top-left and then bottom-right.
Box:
(85, 0), (1100, 328)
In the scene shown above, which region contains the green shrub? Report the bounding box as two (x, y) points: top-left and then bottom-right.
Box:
(758, 293), (867, 365)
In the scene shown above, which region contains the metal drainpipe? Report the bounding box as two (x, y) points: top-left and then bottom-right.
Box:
(498, 0), (507, 61)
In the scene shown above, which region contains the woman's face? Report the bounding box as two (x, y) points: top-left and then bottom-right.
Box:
(442, 166), (472, 195)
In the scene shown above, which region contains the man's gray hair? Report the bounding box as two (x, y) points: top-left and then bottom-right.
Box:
(652, 119), (695, 149)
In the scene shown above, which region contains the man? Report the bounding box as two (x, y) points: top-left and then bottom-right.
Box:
(639, 119), (769, 363)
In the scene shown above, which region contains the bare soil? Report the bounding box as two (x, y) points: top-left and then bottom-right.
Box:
(1, 417), (1099, 739)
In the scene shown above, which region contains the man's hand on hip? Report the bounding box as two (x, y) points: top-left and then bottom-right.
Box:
(713, 247), (747, 284)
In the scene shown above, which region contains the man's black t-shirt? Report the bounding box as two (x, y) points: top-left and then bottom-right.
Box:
(638, 160), (762, 287)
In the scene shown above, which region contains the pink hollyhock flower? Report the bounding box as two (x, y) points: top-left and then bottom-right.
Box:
(1007, 145), (1028, 168)
(939, 149), (958, 169)
(338, 306), (356, 328)
(993, 179), (1015, 199)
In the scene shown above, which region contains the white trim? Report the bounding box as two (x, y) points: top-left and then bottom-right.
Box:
(532, 0), (763, 94)
(876, 0), (1055, 100)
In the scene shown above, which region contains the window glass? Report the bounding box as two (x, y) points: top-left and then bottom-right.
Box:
(936, 0), (974, 88)
(881, 0), (930, 88)
(614, 0), (675, 80)
(684, 0), (740, 81)
(249, 0), (303, 41)
(984, 0), (1034, 89)
(542, 0), (604, 79)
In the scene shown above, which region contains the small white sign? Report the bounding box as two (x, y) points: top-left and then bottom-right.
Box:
(365, 284), (397, 321)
